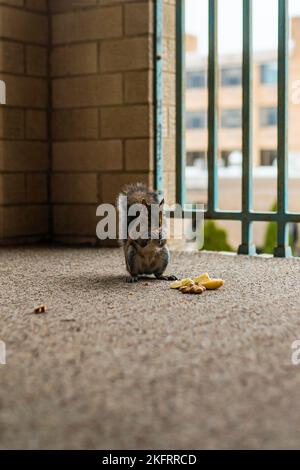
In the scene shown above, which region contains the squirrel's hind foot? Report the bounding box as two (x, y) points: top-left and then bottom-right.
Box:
(126, 275), (139, 283)
(155, 274), (178, 281)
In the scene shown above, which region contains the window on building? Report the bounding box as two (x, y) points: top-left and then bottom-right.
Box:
(186, 111), (207, 129)
(221, 66), (242, 86)
(221, 151), (231, 167)
(260, 150), (277, 166)
(186, 70), (206, 89)
(221, 150), (242, 167)
(260, 107), (277, 127)
(221, 109), (242, 128)
(186, 151), (206, 167)
(260, 62), (277, 85)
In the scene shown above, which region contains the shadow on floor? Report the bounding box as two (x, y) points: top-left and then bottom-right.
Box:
(50, 273), (159, 291)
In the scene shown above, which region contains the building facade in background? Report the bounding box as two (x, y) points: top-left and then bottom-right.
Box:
(185, 18), (300, 249)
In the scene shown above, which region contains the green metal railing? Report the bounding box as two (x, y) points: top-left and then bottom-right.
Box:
(154, 0), (164, 196)
(160, 0), (300, 256)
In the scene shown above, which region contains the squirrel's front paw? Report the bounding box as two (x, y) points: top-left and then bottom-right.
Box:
(126, 275), (139, 283)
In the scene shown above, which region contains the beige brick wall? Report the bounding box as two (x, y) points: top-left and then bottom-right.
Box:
(50, 0), (154, 244)
(0, 0), (176, 244)
(0, 0), (49, 242)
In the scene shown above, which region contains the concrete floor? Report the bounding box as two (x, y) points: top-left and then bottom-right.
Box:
(1, 246), (300, 449)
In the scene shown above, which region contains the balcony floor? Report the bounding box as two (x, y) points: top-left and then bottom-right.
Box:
(1, 247), (300, 449)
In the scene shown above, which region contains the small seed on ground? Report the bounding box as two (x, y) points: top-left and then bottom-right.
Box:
(33, 304), (47, 314)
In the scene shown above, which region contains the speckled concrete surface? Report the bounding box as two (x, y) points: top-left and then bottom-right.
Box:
(1, 247), (300, 449)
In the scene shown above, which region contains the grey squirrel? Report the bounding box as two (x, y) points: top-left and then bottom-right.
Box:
(117, 183), (178, 283)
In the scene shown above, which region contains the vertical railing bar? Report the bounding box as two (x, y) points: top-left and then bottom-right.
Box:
(238, 0), (256, 255)
(274, 0), (292, 257)
(207, 0), (219, 215)
(154, 0), (164, 196)
(176, 0), (186, 205)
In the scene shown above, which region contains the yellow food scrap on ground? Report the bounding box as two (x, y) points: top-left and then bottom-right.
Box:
(200, 279), (225, 290)
(193, 273), (210, 284)
(170, 273), (224, 293)
(180, 278), (195, 287)
(170, 280), (183, 289)
(170, 278), (194, 289)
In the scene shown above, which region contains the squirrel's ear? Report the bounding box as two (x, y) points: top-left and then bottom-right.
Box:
(159, 198), (165, 208)
(142, 199), (149, 207)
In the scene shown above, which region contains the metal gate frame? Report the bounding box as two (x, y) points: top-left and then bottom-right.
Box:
(155, 0), (300, 257)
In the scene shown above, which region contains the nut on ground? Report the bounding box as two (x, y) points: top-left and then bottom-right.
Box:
(33, 304), (47, 314)
(179, 284), (206, 295)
